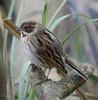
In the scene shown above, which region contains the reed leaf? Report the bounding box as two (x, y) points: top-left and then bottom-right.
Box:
(28, 88), (36, 100)
(47, 0), (67, 28)
(61, 19), (98, 46)
(42, 1), (48, 27)
(49, 14), (71, 31)
(18, 61), (31, 100)
(89, 74), (98, 83)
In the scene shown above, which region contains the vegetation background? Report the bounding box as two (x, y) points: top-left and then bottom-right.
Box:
(0, 0), (98, 100)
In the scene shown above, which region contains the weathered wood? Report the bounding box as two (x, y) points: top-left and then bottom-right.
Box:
(30, 61), (94, 100)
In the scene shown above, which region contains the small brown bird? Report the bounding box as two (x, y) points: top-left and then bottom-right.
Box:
(18, 21), (87, 79)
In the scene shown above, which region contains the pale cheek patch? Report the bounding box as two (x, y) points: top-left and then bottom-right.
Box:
(20, 32), (30, 56)
(20, 36), (27, 42)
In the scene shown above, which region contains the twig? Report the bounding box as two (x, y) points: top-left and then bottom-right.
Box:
(1, 12), (20, 39)
(73, 92), (98, 100)
(30, 62), (94, 100)
(76, 88), (88, 100)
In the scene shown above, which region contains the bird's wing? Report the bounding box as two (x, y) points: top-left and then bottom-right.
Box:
(45, 28), (64, 56)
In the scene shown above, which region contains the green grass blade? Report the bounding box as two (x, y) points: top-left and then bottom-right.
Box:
(48, 13), (94, 32)
(77, 13), (98, 26)
(8, 0), (15, 17)
(3, 0), (15, 71)
(49, 14), (71, 31)
(1, 1), (16, 99)
(61, 19), (98, 46)
(89, 74), (98, 83)
(10, 36), (16, 98)
(23, 81), (29, 100)
(16, 0), (24, 25)
(10, 0), (24, 80)
(0, 14), (6, 79)
(47, 0), (67, 28)
(10, 0), (24, 98)
(73, 34), (82, 60)
(48, 13), (97, 32)
(42, 1), (48, 27)
(28, 88), (36, 100)
(61, 23), (84, 46)
(18, 61), (31, 100)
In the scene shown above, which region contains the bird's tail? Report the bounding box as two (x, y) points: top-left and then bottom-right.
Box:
(57, 54), (87, 80)
(64, 54), (87, 80)
(57, 68), (67, 78)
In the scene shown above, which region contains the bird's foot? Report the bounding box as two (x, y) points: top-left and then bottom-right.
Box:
(35, 78), (50, 86)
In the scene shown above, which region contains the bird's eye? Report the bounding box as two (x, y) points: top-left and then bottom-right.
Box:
(23, 25), (33, 33)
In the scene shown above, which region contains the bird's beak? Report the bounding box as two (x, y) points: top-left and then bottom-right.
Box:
(16, 28), (24, 38)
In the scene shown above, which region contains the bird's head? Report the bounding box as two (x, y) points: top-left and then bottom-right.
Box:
(18, 21), (38, 39)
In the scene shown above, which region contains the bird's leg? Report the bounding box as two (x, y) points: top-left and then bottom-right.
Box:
(35, 68), (51, 85)
(46, 68), (51, 79)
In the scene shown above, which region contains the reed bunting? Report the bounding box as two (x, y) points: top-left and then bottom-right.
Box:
(18, 21), (87, 79)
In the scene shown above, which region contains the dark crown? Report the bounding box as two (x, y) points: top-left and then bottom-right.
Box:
(20, 21), (37, 33)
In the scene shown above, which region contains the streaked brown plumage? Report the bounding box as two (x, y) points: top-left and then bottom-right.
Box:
(19, 21), (87, 79)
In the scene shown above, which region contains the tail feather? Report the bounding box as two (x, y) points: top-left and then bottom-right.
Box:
(57, 68), (67, 78)
(64, 56), (87, 80)
(57, 55), (87, 80)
